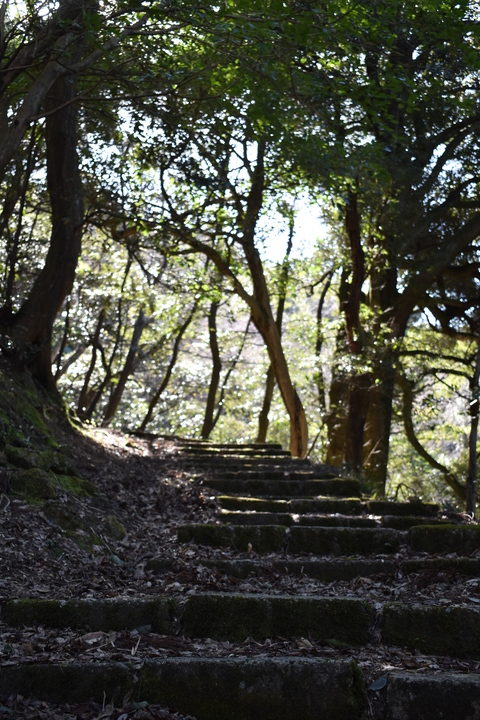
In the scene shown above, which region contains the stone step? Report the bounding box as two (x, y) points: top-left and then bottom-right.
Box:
(409, 524), (480, 553)
(377, 671), (480, 720)
(218, 511), (452, 530)
(182, 593), (374, 644)
(217, 495), (364, 514)
(200, 477), (361, 497)
(177, 442), (283, 451)
(207, 469), (336, 480)
(2, 659), (478, 720)
(177, 523), (404, 554)
(217, 495), (439, 517)
(180, 447), (291, 457)
(180, 457), (312, 469)
(0, 597), (177, 632)
(218, 511), (379, 527)
(367, 501), (439, 517)
(6, 594), (480, 660)
(0, 658), (366, 720)
(202, 556), (480, 581)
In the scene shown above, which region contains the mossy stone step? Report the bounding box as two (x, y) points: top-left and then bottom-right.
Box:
(367, 501), (439, 517)
(202, 556), (480, 581)
(202, 477), (361, 497)
(178, 442), (283, 451)
(181, 457), (312, 469)
(409, 524), (480, 553)
(177, 524), (287, 552)
(217, 495), (364, 514)
(288, 526), (403, 555)
(1, 597), (177, 632)
(382, 603), (480, 659)
(0, 658), (366, 720)
(217, 496), (440, 517)
(181, 447), (291, 457)
(381, 515), (453, 529)
(203, 557), (397, 580)
(182, 592), (374, 644)
(177, 523), (404, 554)
(218, 511), (378, 528)
(211, 469), (334, 480)
(381, 671), (480, 720)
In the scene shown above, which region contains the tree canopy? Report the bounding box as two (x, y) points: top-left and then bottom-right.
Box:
(1, 0), (480, 506)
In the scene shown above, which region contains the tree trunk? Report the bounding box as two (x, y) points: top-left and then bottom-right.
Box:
(9, 48), (83, 390)
(256, 224), (293, 444)
(467, 343), (480, 516)
(139, 301), (198, 432)
(102, 308), (146, 426)
(362, 351), (395, 496)
(201, 300), (222, 439)
(256, 365), (275, 443)
(77, 308), (106, 418)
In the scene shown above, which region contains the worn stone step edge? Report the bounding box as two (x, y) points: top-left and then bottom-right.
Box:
(0, 657), (365, 720)
(199, 556), (480, 581)
(2, 660), (480, 720)
(216, 496), (439, 517)
(218, 511), (451, 529)
(4, 594), (480, 659)
(177, 442), (284, 450)
(201, 478), (361, 498)
(177, 523), (405, 554)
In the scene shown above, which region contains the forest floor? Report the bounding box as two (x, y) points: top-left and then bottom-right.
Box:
(1, 429), (480, 719)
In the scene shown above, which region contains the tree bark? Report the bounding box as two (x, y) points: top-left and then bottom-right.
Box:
(467, 343), (480, 516)
(256, 222), (294, 444)
(9, 50), (83, 390)
(76, 308), (106, 418)
(201, 300), (222, 439)
(398, 372), (466, 503)
(139, 301), (198, 432)
(102, 308), (146, 427)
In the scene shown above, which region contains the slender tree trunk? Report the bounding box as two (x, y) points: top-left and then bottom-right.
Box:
(467, 343), (480, 516)
(210, 316), (251, 433)
(399, 371), (466, 502)
(76, 308), (105, 418)
(201, 300), (222, 439)
(139, 301), (198, 432)
(256, 224), (293, 444)
(315, 270), (333, 419)
(102, 308), (146, 426)
(256, 365), (276, 443)
(9, 41), (83, 390)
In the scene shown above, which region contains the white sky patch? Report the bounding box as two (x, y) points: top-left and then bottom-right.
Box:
(260, 201), (327, 263)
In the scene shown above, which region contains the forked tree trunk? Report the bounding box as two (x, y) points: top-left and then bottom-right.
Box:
(102, 308), (146, 426)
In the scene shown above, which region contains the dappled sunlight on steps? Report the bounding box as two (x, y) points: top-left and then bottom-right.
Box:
(1, 440), (480, 719)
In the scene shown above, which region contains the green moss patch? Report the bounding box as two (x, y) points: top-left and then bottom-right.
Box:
(183, 592), (374, 644)
(408, 524), (480, 554)
(10, 468), (56, 500)
(382, 603), (480, 658)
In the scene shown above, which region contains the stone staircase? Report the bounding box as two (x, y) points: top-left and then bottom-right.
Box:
(2, 440), (480, 719)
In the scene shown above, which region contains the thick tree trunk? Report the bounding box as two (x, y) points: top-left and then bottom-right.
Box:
(362, 354), (395, 496)
(102, 308), (146, 426)
(201, 300), (222, 439)
(9, 57), (83, 390)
